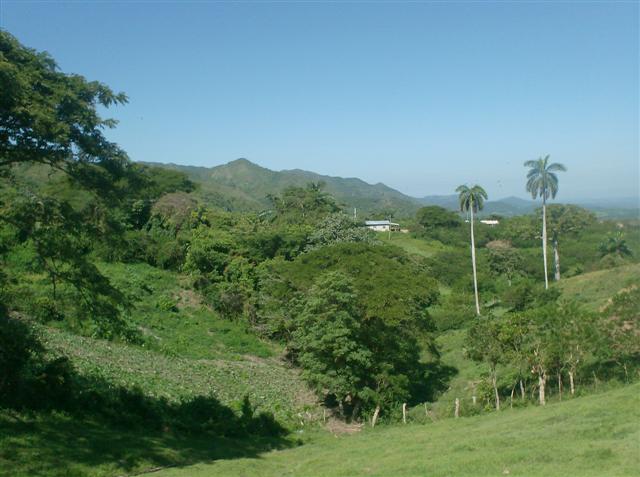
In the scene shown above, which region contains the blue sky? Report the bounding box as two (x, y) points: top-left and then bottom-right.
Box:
(1, 1), (638, 200)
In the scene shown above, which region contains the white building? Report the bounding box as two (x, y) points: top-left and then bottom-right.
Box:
(480, 219), (500, 226)
(365, 220), (400, 232)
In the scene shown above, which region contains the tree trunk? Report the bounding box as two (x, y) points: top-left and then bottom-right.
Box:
(557, 372), (562, 401)
(470, 201), (480, 315)
(350, 401), (361, 422)
(402, 403), (407, 424)
(454, 398), (460, 418)
(538, 372), (546, 406)
(553, 236), (561, 281)
(519, 379), (525, 400)
(371, 405), (380, 428)
(542, 200), (549, 289)
(510, 385), (515, 409)
(568, 370), (575, 395)
(492, 372), (500, 411)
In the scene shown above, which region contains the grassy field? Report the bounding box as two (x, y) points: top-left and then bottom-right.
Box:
(155, 383), (640, 477)
(36, 324), (318, 425)
(100, 262), (277, 360)
(379, 232), (451, 259)
(0, 410), (297, 477)
(558, 262), (640, 310)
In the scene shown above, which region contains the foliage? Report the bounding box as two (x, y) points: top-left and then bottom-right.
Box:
(599, 232), (633, 259)
(268, 182), (341, 225)
(0, 315), (42, 399)
(486, 240), (522, 285)
(290, 272), (373, 416)
(524, 155), (567, 202)
(305, 213), (375, 250)
(600, 287), (640, 376)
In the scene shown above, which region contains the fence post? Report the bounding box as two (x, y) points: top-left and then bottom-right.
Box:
(455, 398), (460, 419)
(371, 405), (380, 428)
(402, 403), (407, 424)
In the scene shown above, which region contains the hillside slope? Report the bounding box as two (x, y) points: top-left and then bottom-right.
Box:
(144, 159), (639, 218)
(145, 159), (421, 217)
(559, 263), (640, 310)
(157, 383), (640, 477)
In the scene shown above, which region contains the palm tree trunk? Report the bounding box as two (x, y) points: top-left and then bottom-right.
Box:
(470, 202), (480, 315)
(542, 199), (549, 289)
(553, 236), (561, 281)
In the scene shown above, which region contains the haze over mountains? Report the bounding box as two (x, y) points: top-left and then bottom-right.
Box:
(145, 159), (639, 219)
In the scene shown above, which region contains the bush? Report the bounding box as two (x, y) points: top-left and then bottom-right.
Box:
(32, 296), (64, 322)
(0, 316), (43, 400)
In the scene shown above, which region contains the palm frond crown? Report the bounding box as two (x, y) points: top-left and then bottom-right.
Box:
(456, 184), (488, 213)
(524, 155), (567, 200)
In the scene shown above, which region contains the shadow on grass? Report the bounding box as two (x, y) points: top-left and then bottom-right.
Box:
(0, 410), (295, 477)
(421, 361), (459, 403)
(1, 353), (293, 477)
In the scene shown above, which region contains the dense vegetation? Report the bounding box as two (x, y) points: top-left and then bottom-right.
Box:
(1, 31), (639, 476)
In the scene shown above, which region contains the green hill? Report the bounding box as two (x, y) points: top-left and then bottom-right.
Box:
(156, 383), (640, 477)
(559, 263), (640, 311)
(145, 159), (422, 217)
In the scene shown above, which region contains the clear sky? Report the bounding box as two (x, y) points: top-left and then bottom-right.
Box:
(1, 1), (638, 200)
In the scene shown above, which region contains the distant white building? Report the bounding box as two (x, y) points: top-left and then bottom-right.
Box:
(480, 219), (500, 226)
(365, 220), (400, 232)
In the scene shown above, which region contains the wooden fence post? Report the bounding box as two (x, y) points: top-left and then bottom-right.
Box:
(454, 398), (460, 419)
(402, 403), (407, 424)
(371, 405), (380, 428)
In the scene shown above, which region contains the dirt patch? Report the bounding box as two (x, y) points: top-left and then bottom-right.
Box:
(325, 417), (364, 435)
(177, 289), (202, 309)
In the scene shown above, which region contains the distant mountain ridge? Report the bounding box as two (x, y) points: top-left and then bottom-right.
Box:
(142, 159), (639, 219)
(143, 158), (421, 217)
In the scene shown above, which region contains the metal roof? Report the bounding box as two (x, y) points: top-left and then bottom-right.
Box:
(365, 220), (399, 226)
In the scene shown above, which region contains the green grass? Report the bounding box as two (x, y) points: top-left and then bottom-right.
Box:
(379, 232), (451, 259)
(0, 410), (295, 477)
(558, 263), (640, 311)
(36, 325), (318, 426)
(426, 329), (488, 416)
(155, 383), (640, 477)
(99, 262), (278, 359)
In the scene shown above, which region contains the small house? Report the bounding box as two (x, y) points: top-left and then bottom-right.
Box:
(480, 219), (500, 226)
(365, 220), (400, 232)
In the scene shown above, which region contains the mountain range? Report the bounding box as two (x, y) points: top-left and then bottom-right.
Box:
(143, 159), (639, 219)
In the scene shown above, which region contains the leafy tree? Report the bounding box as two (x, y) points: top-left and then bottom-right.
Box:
(466, 316), (505, 410)
(0, 32), (141, 337)
(305, 213), (375, 250)
(456, 184), (488, 315)
(416, 206), (461, 233)
(290, 272), (373, 418)
(599, 232), (633, 260)
(524, 155), (567, 289)
(0, 31), (130, 192)
(544, 205), (596, 281)
(268, 182), (340, 224)
(260, 244), (440, 418)
(486, 240), (522, 286)
(600, 287), (640, 381)
(554, 302), (600, 395)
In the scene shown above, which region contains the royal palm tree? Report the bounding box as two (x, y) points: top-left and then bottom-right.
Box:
(456, 184), (488, 316)
(524, 155), (566, 289)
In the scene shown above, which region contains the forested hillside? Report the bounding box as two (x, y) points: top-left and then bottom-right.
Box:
(147, 159), (639, 219)
(1, 30), (639, 477)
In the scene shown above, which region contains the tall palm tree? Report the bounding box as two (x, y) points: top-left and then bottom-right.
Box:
(524, 155), (567, 289)
(456, 184), (488, 316)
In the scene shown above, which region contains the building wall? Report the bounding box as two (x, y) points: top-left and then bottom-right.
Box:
(367, 225), (389, 232)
